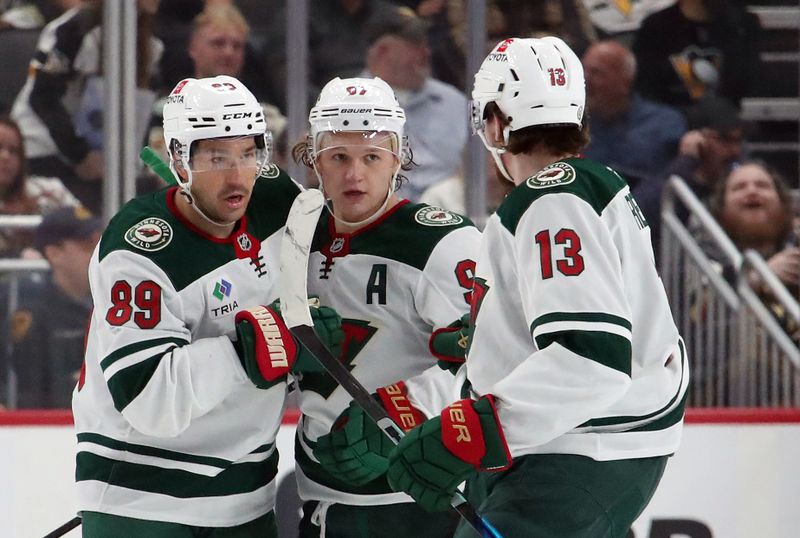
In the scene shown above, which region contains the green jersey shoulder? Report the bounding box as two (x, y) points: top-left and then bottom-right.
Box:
(314, 202), (476, 271)
(99, 168), (300, 290)
(497, 158), (628, 234)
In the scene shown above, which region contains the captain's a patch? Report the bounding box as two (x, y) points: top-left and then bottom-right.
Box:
(124, 217), (173, 252)
(527, 162), (576, 189)
(415, 206), (464, 227)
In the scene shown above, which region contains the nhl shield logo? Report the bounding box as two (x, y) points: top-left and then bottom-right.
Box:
(236, 233), (253, 252)
(330, 237), (345, 253)
(527, 162), (576, 189)
(414, 206), (464, 227)
(124, 218), (173, 251)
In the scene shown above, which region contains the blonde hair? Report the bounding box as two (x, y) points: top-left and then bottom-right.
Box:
(192, 4), (250, 37)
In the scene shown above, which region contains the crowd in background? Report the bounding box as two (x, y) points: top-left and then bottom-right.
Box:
(0, 0), (797, 409)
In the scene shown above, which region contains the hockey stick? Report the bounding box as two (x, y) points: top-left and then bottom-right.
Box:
(139, 146), (179, 186)
(279, 189), (503, 538)
(42, 516), (80, 538)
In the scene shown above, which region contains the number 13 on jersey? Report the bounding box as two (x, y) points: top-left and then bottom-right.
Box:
(534, 228), (584, 279)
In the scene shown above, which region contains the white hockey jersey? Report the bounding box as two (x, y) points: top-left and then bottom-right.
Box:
(467, 158), (688, 461)
(294, 201), (480, 505)
(72, 168), (301, 527)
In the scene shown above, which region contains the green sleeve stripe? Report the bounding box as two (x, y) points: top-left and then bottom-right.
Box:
(106, 350), (173, 412)
(534, 330), (632, 376)
(100, 337), (189, 372)
(77, 432), (243, 469)
(75, 449), (278, 498)
(530, 312), (632, 335)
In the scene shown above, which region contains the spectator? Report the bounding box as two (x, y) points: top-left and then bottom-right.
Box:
(10, 0), (163, 212)
(583, 0), (673, 42)
(363, 8), (469, 201)
(0, 0), (78, 30)
(632, 0), (762, 109)
(492, 0), (597, 55)
(634, 95), (746, 258)
(0, 116), (79, 258)
(8, 205), (100, 408)
(706, 160), (799, 296)
(583, 40), (686, 189)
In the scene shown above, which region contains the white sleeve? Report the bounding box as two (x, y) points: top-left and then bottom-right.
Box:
(405, 226), (481, 416)
(489, 195), (633, 451)
(91, 250), (248, 438)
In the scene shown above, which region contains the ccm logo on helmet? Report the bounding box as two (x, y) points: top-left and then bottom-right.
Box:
(253, 307), (290, 368)
(222, 112), (254, 120)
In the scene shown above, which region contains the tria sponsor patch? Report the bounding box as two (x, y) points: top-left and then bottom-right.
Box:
(526, 162), (576, 189)
(124, 217), (173, 251)
(414, 206), (464, 227)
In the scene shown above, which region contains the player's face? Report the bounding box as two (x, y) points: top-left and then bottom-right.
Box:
(315, 131), (399, 223)
(0, 123), (23, 190)
(188, 136), (260, 224)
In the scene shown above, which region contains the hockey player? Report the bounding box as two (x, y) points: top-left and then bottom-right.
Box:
(333, 38), (690, 536)
(288, 76), (481, 537)
(72, 76), (342, 537)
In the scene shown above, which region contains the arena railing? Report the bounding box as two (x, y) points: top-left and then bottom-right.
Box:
(660, 175), (800, 407)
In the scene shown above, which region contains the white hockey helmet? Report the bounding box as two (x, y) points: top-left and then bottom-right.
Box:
(471, 37), (585, 143)
(308, 76), (409, 163)
(162, 75), (270, 190)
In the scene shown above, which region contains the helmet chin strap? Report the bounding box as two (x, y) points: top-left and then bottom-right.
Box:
(311, 158), (401, 229)
(478, 129), (515, 183)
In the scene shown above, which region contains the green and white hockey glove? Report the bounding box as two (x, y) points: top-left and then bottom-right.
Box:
(292, 297), (345, 375)
(234, 300), (343, 388)
(387, 395), (512, 512)
(314, 381), (426, 485)
(429, 314), (471, 374)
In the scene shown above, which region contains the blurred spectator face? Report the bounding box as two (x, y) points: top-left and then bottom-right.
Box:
(137, 0), (161, 16)
(720, 163), (786, 247)
(374, 36), (431, 92)
(189, 22), (247, 79)
(583, 41), (634, 119)
(701, 126), (744, 178)
(0, 122), (23, 194)
(45, 232), (101, 297)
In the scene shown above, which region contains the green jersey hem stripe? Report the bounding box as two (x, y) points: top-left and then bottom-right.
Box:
(77, 432), (271, 469)
(534, 330), (632, 376)
(76, 449), (278, 498)
(107, 351), (173, 412)
(100, 337), (188, 372)
(530, 312), (632, 335)
(578, 340), (687, 430)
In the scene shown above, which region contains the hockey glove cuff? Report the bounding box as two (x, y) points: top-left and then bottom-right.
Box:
(234, 305), (298, 388)
(386, 395), (511, 512)
(429, 314), (471, 374)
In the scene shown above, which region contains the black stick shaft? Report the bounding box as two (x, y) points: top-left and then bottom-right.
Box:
(43, 516), (81, 538)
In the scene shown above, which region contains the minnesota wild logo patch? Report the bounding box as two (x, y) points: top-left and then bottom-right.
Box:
(414, 206), (464, 227)
(125, 217), (173, 251)
(259, 163), (281, 179)
(527, 162), (576, 189)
